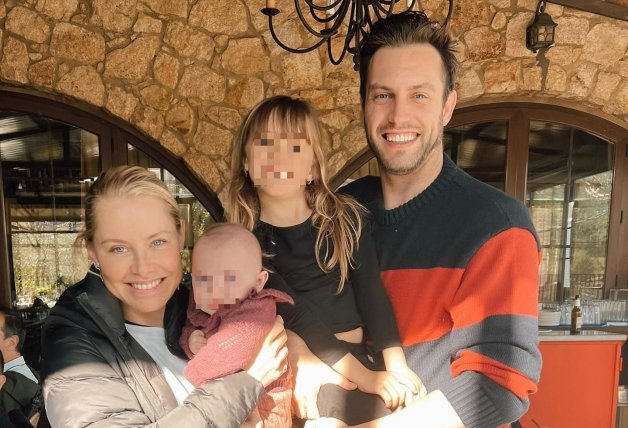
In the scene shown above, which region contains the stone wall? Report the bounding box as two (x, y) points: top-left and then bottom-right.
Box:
(0, 0), (626, 197)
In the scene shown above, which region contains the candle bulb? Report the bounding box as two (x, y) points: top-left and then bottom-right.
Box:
(267, 0), (276, 8)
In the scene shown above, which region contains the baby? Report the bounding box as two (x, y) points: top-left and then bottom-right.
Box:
(179, 223), (294, 427)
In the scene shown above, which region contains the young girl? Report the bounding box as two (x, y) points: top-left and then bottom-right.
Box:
(228, 96), (426, 425)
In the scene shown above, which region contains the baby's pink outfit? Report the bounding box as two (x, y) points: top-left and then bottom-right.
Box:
(180, 288), (294, 427)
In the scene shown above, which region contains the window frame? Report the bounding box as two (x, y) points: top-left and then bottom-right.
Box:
(0, 88), (224, 306)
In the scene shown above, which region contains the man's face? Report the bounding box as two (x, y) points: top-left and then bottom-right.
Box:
(363, 43), (457, 176)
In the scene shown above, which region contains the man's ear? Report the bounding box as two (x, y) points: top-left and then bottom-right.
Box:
(0, 374), (6, 390)
(442, 89), (457, 127)
(255, 270), (269, 292)
(8, 334), (19, 353)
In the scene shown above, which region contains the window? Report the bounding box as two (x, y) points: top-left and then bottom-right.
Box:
(333, 103), (628, 303)
(0, 91), (221, 307)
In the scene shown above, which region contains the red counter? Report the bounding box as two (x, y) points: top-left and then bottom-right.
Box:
(520, 330), (626, 428)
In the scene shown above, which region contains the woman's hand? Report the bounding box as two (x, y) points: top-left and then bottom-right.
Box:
(245, 316), (289, 388)
(188, 329), (207, 355)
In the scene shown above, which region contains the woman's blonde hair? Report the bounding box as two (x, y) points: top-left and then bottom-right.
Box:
(75, 165), (183, 249)
(228, 96), (364, 294)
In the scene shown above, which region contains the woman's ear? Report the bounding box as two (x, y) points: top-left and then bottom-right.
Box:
(255, 270), (269, 292)
(86, 246), (98, 266)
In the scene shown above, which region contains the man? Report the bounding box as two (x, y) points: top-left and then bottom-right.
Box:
(341, 11), (542, 428)
(0, 308), (40, 418)
(0, 309), (37, 384)
(289, 11), (541, 428)
(0, 351), (35, 428)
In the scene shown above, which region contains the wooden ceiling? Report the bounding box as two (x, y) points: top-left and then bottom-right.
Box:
(549, 0), (628, 21)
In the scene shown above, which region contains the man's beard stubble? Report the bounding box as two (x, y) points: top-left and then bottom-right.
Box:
(367, 128), (444, 176)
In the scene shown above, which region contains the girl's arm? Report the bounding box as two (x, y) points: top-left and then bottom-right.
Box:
(349, 215), (427, 406)
(350, 216), (401, 354)
(266, 271), (354, 366)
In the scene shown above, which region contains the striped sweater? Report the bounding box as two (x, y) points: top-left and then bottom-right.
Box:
(342, 155), (542, 428)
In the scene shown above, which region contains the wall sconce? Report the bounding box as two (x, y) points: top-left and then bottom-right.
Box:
(261, 0), (453, 70)
(526, 0), (558, 53)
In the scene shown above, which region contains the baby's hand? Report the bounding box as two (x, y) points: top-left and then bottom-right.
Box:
(188, 329), (207, 355)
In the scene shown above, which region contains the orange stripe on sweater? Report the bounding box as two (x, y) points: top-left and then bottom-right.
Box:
(449, 228), (540, 329)
(381, 268), (463, 346)
(381, 228), (540, 346)
(451, 350), (538, 398)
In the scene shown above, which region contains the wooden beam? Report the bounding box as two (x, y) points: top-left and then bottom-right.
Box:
(548, 0), (628, 21)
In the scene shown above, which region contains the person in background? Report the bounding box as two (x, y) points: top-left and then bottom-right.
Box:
(228, 96), (426, 426)
(0, 352), (35, 428)
(0, 308), (38, 384)
(179, 223), (294, 427)
(290, 11), (542, 428)
(0, 308), (40, 419)
(40, 165), (289, 428)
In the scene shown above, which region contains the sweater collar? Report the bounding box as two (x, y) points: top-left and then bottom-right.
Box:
(374, 154), (458, 225)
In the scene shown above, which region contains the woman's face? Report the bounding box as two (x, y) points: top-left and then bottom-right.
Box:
(87, 194), (184, 326)
(245, 118), (315, 198)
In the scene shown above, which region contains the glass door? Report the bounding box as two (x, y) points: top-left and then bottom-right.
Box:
(0, 112), (100, 306)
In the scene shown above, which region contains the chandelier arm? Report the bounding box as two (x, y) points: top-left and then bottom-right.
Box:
(302, 0), (343, 12)
(294, 0), (328, 36)
(327, 36), (349, 65)
(328, 0), (353, 34)
(302, 0), (334, 23)
(267, 15), (327, 53)
(294, 0), (348, 38)
(445, 0), (454, 26)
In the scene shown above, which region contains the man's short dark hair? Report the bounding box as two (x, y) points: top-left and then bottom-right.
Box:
(358, 11), (459, 104)
(0, 307), (25, 353)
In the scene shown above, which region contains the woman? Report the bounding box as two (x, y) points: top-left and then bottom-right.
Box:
(40, 166), (288, 427)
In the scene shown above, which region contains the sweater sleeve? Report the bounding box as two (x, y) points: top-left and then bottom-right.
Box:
(350, 217), (401, 352)
(440, 227), (542, 427)
(266, 272), (353, 366)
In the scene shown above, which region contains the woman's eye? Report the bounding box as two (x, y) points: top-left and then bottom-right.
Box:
(260, 138), (270, 146)
(153, 239), (166, 247)
(292, 145), (301, 153)
(111, 246), (126, 254)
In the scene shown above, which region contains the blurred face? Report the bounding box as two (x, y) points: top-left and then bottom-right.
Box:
(245, 118), (315, 199)
(87, 195), (185, 327)
(364, 43), (457, 176)
(192, 237), (267, 315)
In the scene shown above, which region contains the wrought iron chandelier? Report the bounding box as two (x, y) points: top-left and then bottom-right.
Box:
(261, 0), (454, 70)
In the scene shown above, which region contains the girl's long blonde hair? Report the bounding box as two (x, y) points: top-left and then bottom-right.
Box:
(228, 96), (364, 294)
